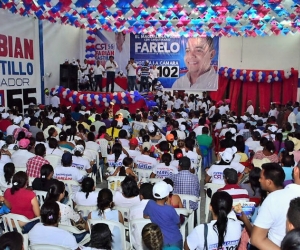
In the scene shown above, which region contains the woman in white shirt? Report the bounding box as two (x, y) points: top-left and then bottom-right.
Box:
(46, 138), (64, 157)
(151, 153), (178, 179)
(73, 177), (98, 207)
(29, 201), (79, 250)
(107, 142), (129, 174)
(184, 191), (242, 250)
(0, 162), (14, 189)
(72, 144), (92, 173)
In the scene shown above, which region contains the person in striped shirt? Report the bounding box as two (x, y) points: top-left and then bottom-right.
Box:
(140, 60), (150, 92)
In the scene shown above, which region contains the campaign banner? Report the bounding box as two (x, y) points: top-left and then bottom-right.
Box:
(0, 9), (41, 112)
(130, 34), (219, 90)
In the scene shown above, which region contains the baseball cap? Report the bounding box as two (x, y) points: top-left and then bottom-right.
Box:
(129, 138), (139, 146)
(62, 152), (72, 165)
(147, 123), (155, 133)
(73, 145), (84, 154)
(1, 113), (9, 119)
(53, 117), (60, 124)
(166, 134), (174, 142)
(268, 125), (278, 133)
(219, 147), (237, 163)
(19, 138), (30, 149)
(23, 117), (31, 125)
(152, 181), (173, 199)
(179, 124), (186, 131)
(179, 156), (191, 169)
(223, 168), (238, 184)
(142, 142), (151, 151)
(229, 128), (236, 134)
(13, 116), (22, 124)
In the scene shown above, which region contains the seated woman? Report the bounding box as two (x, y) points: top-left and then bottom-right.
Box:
(107, 142), (129, 174)
(0, 162), (15, 189)
(46, 138), (64, 156)
(96, 125), (112, 141)
(111, 157), (137, 180)
(253, 141), (279, 163)
(151, 153), (178, 179)
(73, 177), (98, 207)
(35, 132), (49, 149)
(72, 144), (92, 173)
(163, 178), (183, 208)
(3, 171), (40, 233)
(28, 201), (79, 250)
(84, 223), (113, 250)
(113, 175), (140, 208)
(184, 191), (242, 250)
(106, 120), (121, 139)
(58, 131), (75, 151)
(0, 231), (23, 250)
(87, 188), (124, 250)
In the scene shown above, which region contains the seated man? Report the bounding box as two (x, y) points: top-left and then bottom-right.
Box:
(79, 72), (90, 90)
(218, 168), (249, 202)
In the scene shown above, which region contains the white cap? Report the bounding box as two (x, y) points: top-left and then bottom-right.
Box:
(269, 125), (278, 133)
(153, 181), (173, 199)
(179, 124), (186, 131)
(147, 123), (155, 133)
(181, 112), (188, 118)
(219, 147), (237, 163)
(24, 117), (31, 125)
(13, 116), (22, 124)
(81, 106), (86, 110)
(73, 145), (84, 154)
(53, 117), (60, 124)
(229, 128), (236, 134)
(241, 115), (248, 121)
(1, 113), (9, 119)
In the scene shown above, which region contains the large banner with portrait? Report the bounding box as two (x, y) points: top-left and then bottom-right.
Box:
(0, 9), (41, 112)
(130, 34), (219, 90)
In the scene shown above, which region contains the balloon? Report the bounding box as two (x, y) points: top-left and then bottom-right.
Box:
(96, 100), (100, 105)
(69, 97), (73, 102)
(103, 98), (107, 102)
(87, 97), (92, 102)
(224, 73), (228, 77)
(121, 100), (125, 104)
(275, 77), (279, 81)
(232, 76), (237, 80)
(121, 92), (126, 98)
(73, 91), (78, 95)
(79, 95), (84, 100)
(94, 95), (99, 100)
(105, 102), (109, 107)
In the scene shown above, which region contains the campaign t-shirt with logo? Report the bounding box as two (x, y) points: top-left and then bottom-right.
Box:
(134, 154), (157, 170)
(152, 163), (178, 179)
(186, 219), (241, 250)
(107, 153), (127, 168)
(72, 156), (91, 171)
(183, 150), (198, 169)
(53, 166), (83, 182)
(206, 163), (245, 184)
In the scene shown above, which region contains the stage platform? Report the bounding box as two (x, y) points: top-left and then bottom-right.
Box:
(52, 86), (157, 113)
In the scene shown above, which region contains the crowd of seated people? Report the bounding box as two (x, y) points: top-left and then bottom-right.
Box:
(0, 92), (300, 250)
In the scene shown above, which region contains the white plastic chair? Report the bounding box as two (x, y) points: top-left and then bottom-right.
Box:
(33, 190), (47, 207)
(88, 219), (130, 250)
(29, 245), (69, 250)
(75, 205), (97, 217)
(114, 206), (130, 228)
(58, 224), (90, 246)
(107, 176), (125, 191)
(134, 169), (152, 182)
(2, 213), (39, 250)
(175, 208), (192, 239)
(96, 139), (108, 158)
(176, 194), (201, 233)
(45, 154), (61, 169)
(197, 156), (202, 181)
(204, 183), (225, 222)
(129, 218), (151, 250)
(61, 179), (80, 207)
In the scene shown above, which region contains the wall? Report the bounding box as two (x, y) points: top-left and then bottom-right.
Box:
(43, 21), (84, 89)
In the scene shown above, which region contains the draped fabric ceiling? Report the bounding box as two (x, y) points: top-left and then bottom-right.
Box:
(0, 0), (299, 36)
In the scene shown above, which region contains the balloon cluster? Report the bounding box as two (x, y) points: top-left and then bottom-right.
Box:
(50, 86), (144, 108)
(85, 29), (96, 65)
(218, 67), (295, 82)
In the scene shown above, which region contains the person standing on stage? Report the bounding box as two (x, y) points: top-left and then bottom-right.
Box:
(94, 60), (105, 92)
(140, 60), (150, 92)
(151, 64), (160, 91)
(126, 58), (138, 91)
(105, 56), (118, 93)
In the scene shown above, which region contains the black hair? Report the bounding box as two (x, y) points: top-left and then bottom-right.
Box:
(163, 178), (174, 187)
(121, 175), (139, 198)
(161, 153), (171, 166)
(287, 198), (300, 229)
(174, 148), (183, 160)
(47, 127), (56, 141)
(45, 181), (65, 202)
(211, 191), (233, 248)
(262, 163), (285, 188)
(48, 138), (59, 149)
(0, 231), (23, 250)
(97, 188), (114, 215)
(5, 135), (15, 145)
(123, 157), (133, 167)
(260, 137), (268, 147)
(110, 120), (118, 139)
(97, 126), (107, 138)
(40, 164), (54, 188)
(90, 223), (113, 250)
(142, 134), (150, 143)
(16, 131), (25, 141)
(265, 141), (275, 153)
(78, 123), (85, 133)
(4, 162), (15, 185)
(41, 201), (60, 225)
(10, 171), (28, 195)
(118, 129), (127, 139)
(36, 131), (45, 142)
(81, 177), (95, 199)
(281, 229), (300, 250)
(112, 143), (122, 165)
(139, 183), (154, 200)
(184, 137), (195, 151)
(285, 140), (295, 153)
(244, 167), (261, 196)
(59, 131), (67, 141)
(35, 143), (46, 156)
(87, 132), (95, 141)
(282, 154), (295, 167)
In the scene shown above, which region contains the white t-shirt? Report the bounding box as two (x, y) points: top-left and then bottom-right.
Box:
(113, 191), (141, 208)
(73, 191), (98, 206)
(183, 150), (198, 169)
(129, 199), (149, 221)
(134, 154), (157, 170)
(28, 223), (78, 250)
(107, 153), (127, 168)
(207, 163), (245, 184)
(6, 124), (19, 136)
(46, 148), (64, 157)
(85, 141), (101, 152)
(208, 106), (216, 118)
(166, 100), (174, 110)
(269, 109), (278, 118)
(57, 202), (80, 226)
(151, 68), (159, 78)
(50, 96), (60, 108)
(186, 219), (241, 250)
(288, 112), (296, 132)
(254, 184), (300, 246)
(152, 163), (178, 179)
(127, 63), (137, 76)
(174, 99), (183, 109)
(54, 165), (83, 182)
(94, 64), (105, 75)
(218, 105), (227, 115)
(245, 140), (260, 151)
(11, 149), (34, 169)
(72, 156), (91, 171)
(246, 105), (254, 115)
(194, 125), (205, 136)
(127, 149), (141, 161)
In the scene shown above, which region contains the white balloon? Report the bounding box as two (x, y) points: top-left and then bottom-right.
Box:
(243, 70), (247, 74)
(121, 92), (126, 98)
(79, 95), (84, 100)
(96, 101), (100, 105)
(103, 98), (107, 102)
(132, 100), (135, 103)
(73, 91), (78, 95)
(275, 77), (279, 81)
(267, 80), (271, 83)
(105, 102), (109, 107)
(274, 70), (278, 74)
(87, 98), (92, 102)
(258, 76), (262, 80)
(233, 71), (237, 76)
(233, 76), (237, 80)
(240, 76), (244, 80)
(258, 71), (262, 75)
(69, 97), (73, 102)
(268, 75), (272, 79)
(94, 95), (99, 100)
(224, 73), (228, 77)
(224, 68), (228, 73)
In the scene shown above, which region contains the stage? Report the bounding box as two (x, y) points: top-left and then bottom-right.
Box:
(53, 86), (157, 114)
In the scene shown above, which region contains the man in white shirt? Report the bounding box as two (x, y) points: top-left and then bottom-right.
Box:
(251, 162), (300, 250)
(150, 64), (160, 91)
(91, 114), (105, 134)
(287, 106), (297, 132)
(174, 97), (183, 110)
(50, 92), (60, 108)
(11, 138), (34, 169)
(172, 37), (217, 90)
(94, 60), (105, 92)
(105, 56), (118, 93)
(246, 100), (254, 115)
(126, 58), (138, 91)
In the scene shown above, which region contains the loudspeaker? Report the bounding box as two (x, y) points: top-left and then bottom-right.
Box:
(60, 64), (78, 90)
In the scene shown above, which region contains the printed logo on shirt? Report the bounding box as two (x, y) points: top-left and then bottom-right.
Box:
(209, 240), (239, 250)
(107, 159), (123, 167)
(213, 172), (224, 180)
(55, 173), (73, 180)
(156, 168), (175, 178)
(137, 161), (153, 169)
(72, 163), (84, 170)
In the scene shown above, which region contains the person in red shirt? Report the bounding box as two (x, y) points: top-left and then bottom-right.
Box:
(26, 143), (50, 178)
(0, 113), (12, 134)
